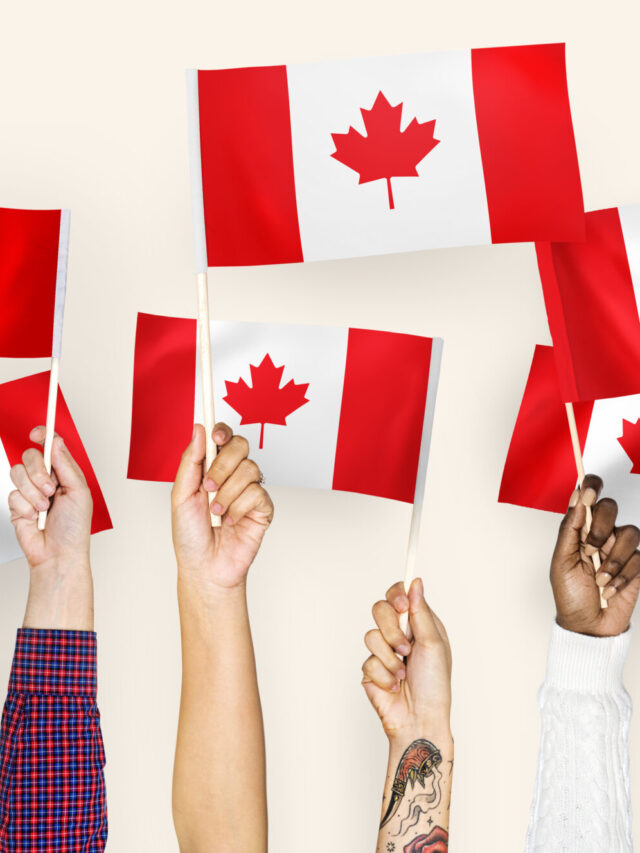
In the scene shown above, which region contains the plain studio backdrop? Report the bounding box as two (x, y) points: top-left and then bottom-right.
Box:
(0, 1), (639, 850)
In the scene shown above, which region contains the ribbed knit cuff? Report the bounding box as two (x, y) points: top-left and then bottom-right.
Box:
(544, 621), (631, 693)
(8, 629), (97, 697)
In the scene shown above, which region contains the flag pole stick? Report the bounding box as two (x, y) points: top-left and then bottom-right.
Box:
(38, 209), (70, 531)
(187, 69), (220, 527)
(565, 402), (607, 609)
(400, 338), (444, 634)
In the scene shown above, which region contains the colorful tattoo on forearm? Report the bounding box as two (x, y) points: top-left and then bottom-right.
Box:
(402, 825), (448, 852)
(380, 739), (443, 828)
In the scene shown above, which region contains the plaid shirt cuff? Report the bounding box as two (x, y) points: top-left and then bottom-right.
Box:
(8, 629), (97, 698)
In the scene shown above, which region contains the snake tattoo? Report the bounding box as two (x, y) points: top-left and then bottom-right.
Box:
(380, 739), (443, 829)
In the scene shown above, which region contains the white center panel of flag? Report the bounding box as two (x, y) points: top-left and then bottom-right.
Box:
(195, 321), (349, 490)
(286, 50), (492, 262)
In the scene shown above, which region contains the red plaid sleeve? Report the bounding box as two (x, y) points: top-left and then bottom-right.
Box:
(0, 629), (108, 851)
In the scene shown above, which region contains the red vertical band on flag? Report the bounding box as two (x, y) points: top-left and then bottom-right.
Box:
(499, 345), (593, 514)
(333, 329), (432, 503)
(471, 44), (584, 243)
(0, 208), (61, 357)
(538, 208), (640, 402)
(0, 372), (112, 533)
(128, 313), (197, 482)
(198, 67), (303, 266)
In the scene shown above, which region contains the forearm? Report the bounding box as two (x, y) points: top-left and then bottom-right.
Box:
(377, 726), (453, 853)
(22, 557), (94, 631)
(172, 579), (267, 853)
(526, 623), (632, 853)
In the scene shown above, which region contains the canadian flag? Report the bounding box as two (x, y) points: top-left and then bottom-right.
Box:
(128, 313), (442, 504)
(0, 372), (112, 565)
(537, 204), (640, 402)
(499, 345), (640, 524)
(188, 43), (584, 268)
(0, 207), (69, 358)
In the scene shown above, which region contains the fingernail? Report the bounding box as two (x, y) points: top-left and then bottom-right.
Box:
(204, 479), (218, 492)
(398, 644), (411, 656)
(603, 586), (617, 600)
(390, 682), (400, 692)
(224, 514), (234, 525)
(213, 431), (225, 443)
(211, 501), (224, 515)
(37, 499), (49, 511)
(397, 669), (406, 681)
(582, 487), (597, 506)
(42, 482), (55, 496)
(596, 572), (612, 587)
(397, 595), (409, 611)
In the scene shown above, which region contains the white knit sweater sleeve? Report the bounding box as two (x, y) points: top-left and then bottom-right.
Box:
(525, 622), (633, 853)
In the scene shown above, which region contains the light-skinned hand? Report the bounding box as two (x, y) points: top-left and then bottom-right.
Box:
(171, 423), (274, 591)
(362, 578), (452, 743)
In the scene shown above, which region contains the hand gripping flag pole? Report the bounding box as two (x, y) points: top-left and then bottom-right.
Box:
(565, 402), (607, 609)
(187, 69), (221, 527)
(400, 338), (444, 634)
(39, 210), (70, 531)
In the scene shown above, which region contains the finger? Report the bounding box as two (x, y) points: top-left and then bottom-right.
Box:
(361, 655), (400, 692)
(581, 474), (603, 507)
(596, 525), (640, 587)
(586, 531), (615, 558)
(408, 578), (443, 648)
(602, 551), (640, 600)
(224, 483), (274, 526)
(585, 497), (618, 549)
(555, 500), (587, 563)
(172, 425), (206, 505)
(21, 447), (56, 497)
(212, 422), (233, 448)
(372, 600), (411, 656)
(209, 458), (261, 516)
(204, 435), (250, 492)
(8, 490), (38, 522)
(385, 581), (410, 614)
(364, 629), (406, 679)
(9, 465), (51, 512)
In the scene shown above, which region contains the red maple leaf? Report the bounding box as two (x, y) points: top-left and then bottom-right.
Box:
(223, 354), (309, 449)
(618, 418), (640, 473)
(330, 91), (440, 210)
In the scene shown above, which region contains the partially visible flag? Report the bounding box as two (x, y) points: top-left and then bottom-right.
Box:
(188, 43), (584, 268)
(128, 313), (442, 504)
(0, 371), (112, 564)
(537, 204), (640, 402)
(499, 344), (640, 525)
(0, 207), (70, 358)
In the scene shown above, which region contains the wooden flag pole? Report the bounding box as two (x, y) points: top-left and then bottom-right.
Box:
(187, 69), (220, 527)
(400, 338), (444, 634)
(197, 272), (221, 527)
(39, 209), (70, 531)
(565, 402), (607, 609)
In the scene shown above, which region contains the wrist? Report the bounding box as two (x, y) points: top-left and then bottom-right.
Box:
(387, 721), (453, 751)
(23, 560), (94, 631)
(177, 572), (247, 614)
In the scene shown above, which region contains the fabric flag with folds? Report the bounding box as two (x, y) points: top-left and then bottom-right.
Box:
(537, 204), (640, 403)
(499, 344), (640, 525)
(0, 207), (70, 358)
(128, 313), (442, 503)
(0, 371), (112, 564)
(187, 43), (584, 268)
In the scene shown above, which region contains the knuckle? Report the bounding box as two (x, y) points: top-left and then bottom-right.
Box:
(371, 600), (387, 620)
(243, 459), (260, 479)
(361, 657), (374, 676)
(21, 448), (39, 466)
(231, 435), (249, 455)
(364, 629), (379, 649)
(9, 464), (24, 481)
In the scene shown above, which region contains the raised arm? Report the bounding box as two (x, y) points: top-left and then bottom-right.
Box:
(526, 475), (640, 853)
(171, 423), (273, 853)
(362, 578), (453, 853)
(1, 426), (107, 850)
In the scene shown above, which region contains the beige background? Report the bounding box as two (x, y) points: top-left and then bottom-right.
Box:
(1, 1), (639, 850)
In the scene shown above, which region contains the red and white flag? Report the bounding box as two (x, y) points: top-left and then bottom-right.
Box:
(0, 207), (69, 358)
(499, 345), (640, 524)
(187, 43), (584, 268)
(0, 371), (112, 565)
(537, 204), (640, 403)
(128, 313), (442, 504)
